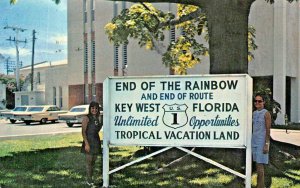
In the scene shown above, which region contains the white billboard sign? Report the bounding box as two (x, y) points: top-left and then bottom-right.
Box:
(104, 74), (252, 148)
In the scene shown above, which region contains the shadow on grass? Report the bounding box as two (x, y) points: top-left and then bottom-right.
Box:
(264, 139), (300, 187)
(108, 147), (247, 188)
(0, 141), (299, 188)
(0, 146), (91, 187)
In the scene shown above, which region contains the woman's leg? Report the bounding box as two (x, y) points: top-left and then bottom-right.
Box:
(256, 163), (265, 188)
(86, 154), (93, 182)
(92, 154), (98, 167)
(86, 154), (98, 182)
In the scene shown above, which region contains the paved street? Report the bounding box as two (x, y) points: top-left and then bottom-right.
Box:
(0, 119), (81, 140)
(271, 129), (300, 146)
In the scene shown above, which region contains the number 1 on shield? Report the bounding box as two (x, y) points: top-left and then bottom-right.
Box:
(171, 113), (179, 125)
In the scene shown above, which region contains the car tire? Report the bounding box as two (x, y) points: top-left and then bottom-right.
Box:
(40, 118), (47, 124)
(51, 120), (56, 123)
(67, 123), (74, 127)
(25, 120), (31, 125)
(9, 119), (16, 124)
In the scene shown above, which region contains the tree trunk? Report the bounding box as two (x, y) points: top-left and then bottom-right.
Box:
(204, 0), (254, 74)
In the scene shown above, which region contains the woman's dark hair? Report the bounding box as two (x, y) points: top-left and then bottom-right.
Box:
(255, 93), (265, 101)
(88, 101), (100, 117)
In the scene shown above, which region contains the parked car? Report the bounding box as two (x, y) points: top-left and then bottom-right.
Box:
(13, 105), (67, 125)
(1, 106), (30, 123)
(58, 104), (102, 127)
(0, 107), (10, 119)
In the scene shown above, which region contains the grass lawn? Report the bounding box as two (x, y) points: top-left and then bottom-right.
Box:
(0, 133), (299, 187)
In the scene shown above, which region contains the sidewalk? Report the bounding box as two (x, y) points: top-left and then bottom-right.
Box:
(271, 129), (300, 146)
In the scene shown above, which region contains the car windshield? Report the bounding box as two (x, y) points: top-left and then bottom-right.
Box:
(70, 107), (86, 112)
(28, 107), (44, 112)
(13, 107), (27, 111)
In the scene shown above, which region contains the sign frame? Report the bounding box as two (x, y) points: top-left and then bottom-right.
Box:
(103, 74), (252, 188)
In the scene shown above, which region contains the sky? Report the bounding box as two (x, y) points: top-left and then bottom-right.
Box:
(0, 0), (67, 74)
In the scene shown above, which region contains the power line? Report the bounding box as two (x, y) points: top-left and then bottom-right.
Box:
(3, 57), (17, 75)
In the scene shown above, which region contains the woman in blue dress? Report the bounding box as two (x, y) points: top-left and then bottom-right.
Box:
(81, 101), (102, 186)
(252, 94), (271, 188)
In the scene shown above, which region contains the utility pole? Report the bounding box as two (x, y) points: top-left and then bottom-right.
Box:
(31, 30), (36, 91)
(4, 25), (27, 91)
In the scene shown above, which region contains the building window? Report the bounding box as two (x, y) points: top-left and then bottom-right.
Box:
(91, 40), (96, 72)
(113, 2), (118, 17)
(83, 0), (87, 11)
(91, 10), (95, 21)
(113, 2), (119, 75)
(84, 42), (88, 72)
(21, 95), (29, 106)
(122, 44), (128, 76)
(37, 72), (41, 84)
(181, 28), (186, 36)
(170, 26), (175, 42)
(84, 12), (87, 23)
(123, 44), (127, 67)
(83, 0), (87, 23)
(114, 45), (119, 71)
(59, 87), (63, 108)
(53, 87), (56, 105)
(91, 0), (95, 21)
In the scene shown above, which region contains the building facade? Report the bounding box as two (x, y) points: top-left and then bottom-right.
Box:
(248, 0), (300, 124)
(67, 0), (208, 106)
(18, 60), (68, 109)
(65, 0), (300, 124)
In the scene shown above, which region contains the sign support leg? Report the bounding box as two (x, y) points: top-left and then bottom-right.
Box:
(102, 139), (109, 188)
(245, 146), (252, 188)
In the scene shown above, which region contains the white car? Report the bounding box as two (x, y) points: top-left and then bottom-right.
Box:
(0, 107), (10, 119)
(58, 105), (89, 127)
(13, 105), (67, 125)
(58, 105), (102, 127)
(1, 106), (30, 123)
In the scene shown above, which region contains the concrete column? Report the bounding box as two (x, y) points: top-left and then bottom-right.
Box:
(297, 1), (300, 123)
(273, 1), (287, 125)
(290, 78), (297, 122)
(290, 2), (300, 122)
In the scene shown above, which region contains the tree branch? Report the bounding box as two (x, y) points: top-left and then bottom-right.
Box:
(159, 8), (202, 28)
(109, 0), (206, 7)
(139, 2), (203, 29)
(140, 2), (161, 31)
